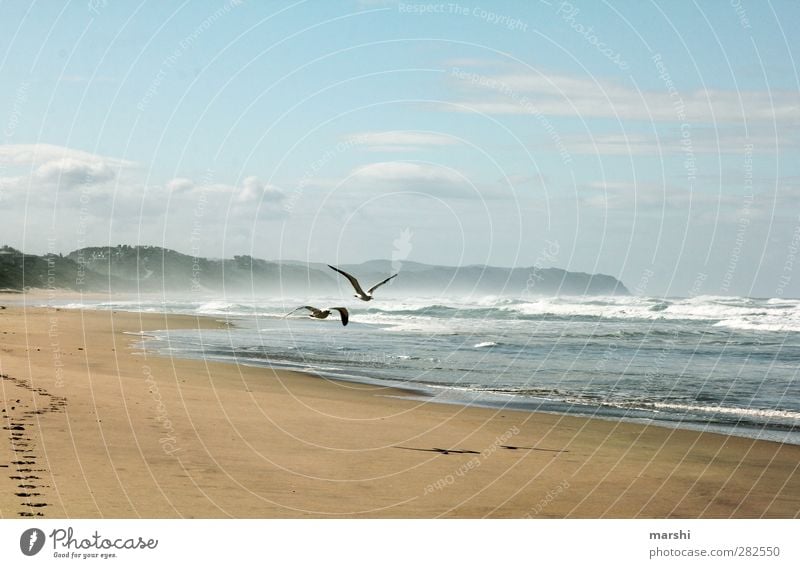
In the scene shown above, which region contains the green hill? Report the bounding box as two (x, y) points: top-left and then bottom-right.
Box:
(0, 245), (113, 291)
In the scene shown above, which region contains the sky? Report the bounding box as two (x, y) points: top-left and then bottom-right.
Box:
(0, 0), (798, 297)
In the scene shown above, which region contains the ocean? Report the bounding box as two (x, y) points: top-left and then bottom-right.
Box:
(51, 294), (800, 445)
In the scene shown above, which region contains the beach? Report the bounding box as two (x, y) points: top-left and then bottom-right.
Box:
(1, 295), (799, 518)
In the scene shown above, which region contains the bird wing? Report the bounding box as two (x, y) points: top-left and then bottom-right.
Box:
(284, 305), (321, 318)
(330, 307), (349, 326)
(367, 273), (398, 294)
(327, 265), (367, 297)
(303, 305), (325, 317)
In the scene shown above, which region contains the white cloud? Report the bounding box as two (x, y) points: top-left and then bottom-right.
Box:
(352, 161), (457, 181)
(447, 69), (800, 123)
(166, 177), (195, 193)
(563, 130), (799, 156)
(345, 161), (513, 200)
(0, 143), (134, 169)
(580, 180), (756, 213)
(35, 158), (116, 186)
(0, 144), (136, 198)
(0, 144), (286, 229)
(347, 130), (459, 152)
(238, 176), (284, 203)
(349, 161), (467, 195)
(165, 175), (285, 204)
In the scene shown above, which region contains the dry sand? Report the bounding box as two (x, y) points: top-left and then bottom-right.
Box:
(1, 295), (798, 518)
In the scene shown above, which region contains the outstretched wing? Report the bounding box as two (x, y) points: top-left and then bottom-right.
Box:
(367, 273), (398, 295)
(327, 265), (367, 297)
(284, 305), (322, 318)
(330, 307), (349, 326)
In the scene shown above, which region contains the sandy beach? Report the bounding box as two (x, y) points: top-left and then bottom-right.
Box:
(1, 294), (799, 519)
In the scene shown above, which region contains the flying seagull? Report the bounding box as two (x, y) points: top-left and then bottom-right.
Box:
(284, 306), (349, 326)
(327, 265), (398, 301)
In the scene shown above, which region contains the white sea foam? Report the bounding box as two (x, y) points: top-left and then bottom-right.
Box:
(196, 301), (240, 314)
(275, 295), (800, 334)
(713, 317), (800, 333)
(52, 302), (95, 310)
(352, 312), (459, 333)
(502, 296), (800, 332)
(48, 293), (800, 335)
(636, 401), (800, 421)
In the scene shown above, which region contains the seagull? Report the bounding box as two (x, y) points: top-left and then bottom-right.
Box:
(284, 306), (349, 326)
(327, 265), (398, 301)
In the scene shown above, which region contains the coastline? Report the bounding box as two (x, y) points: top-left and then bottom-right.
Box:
(1, 295), (799, 518)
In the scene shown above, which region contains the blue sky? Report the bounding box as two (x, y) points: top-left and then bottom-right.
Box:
(1, 0), (799, 296)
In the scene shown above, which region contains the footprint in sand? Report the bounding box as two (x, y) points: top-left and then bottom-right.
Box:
(2, 374), (67, 519)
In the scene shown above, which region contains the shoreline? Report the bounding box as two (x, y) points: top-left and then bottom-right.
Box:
(145, 343), (800, 448)
(1, 296), (799, 517)
(133, 316), (800, 448)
